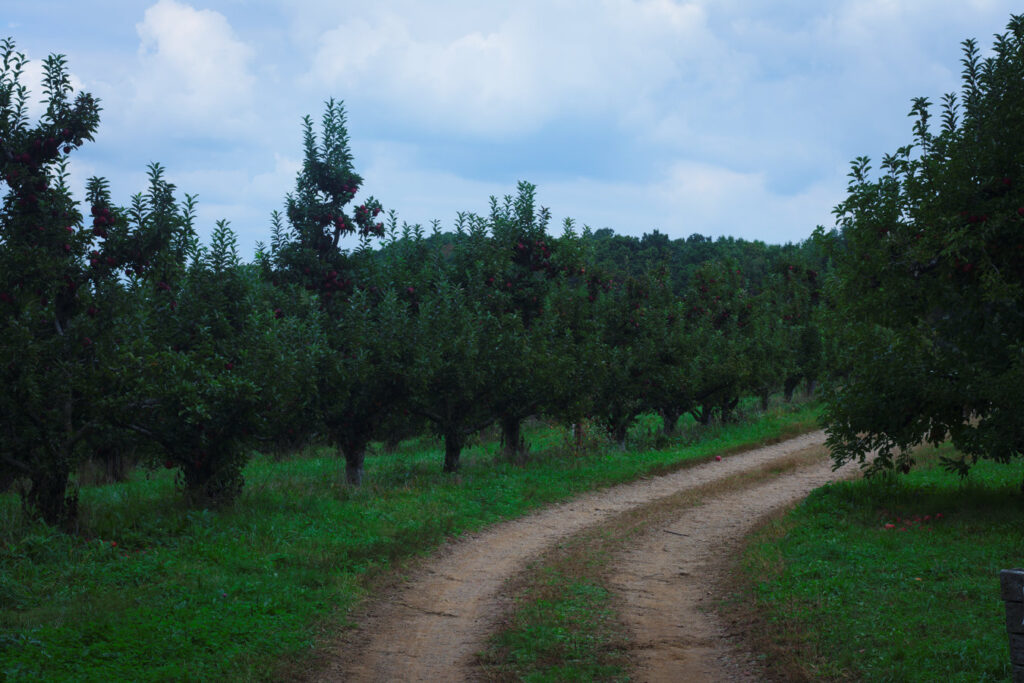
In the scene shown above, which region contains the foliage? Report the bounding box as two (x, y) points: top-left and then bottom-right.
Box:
(266, 99), (395, 485)
(681, 260), (755, 424)
(405, 277), (508, 472)
(816, 15), (1024, 478)
(1, 35), (826, 518)
(0, 40), (169, 526)
(125, 223), (322, 507)
(471, 186), (584, 461)
(589, 267), (665, 445)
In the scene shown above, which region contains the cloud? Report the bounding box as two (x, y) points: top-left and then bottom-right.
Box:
(129, 0), (258, 137)
(353, 141), (836, 246)
(9, 0), (1020, 259)
(650, 160), (839, 241)
(250, 152), (303, 202)
(304, 1), (723, 136)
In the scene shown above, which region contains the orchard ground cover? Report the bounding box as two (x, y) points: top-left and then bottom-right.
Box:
(0, 401), (818, 681)
(734, 443), (1023, 681)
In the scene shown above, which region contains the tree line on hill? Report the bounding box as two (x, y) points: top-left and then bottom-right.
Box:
(4, 13), (1023, 529)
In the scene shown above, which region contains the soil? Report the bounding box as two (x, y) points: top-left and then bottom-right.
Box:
(312, 431), (856, 682)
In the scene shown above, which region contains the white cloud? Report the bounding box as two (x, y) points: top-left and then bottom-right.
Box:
(354, 141), (836, 246)
(130, 0), (258, 136)
(157, 151), (302, 245)
(356, 140), (508, 225)
(10, 0), (1021, 257)
(250, 153), (302, 201)
(304, 1), (722, 136)
(650, 160), (840, 241)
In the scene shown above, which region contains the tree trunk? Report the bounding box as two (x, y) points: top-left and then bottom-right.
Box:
(25, 461), (76, 529)
(613, 420), (629, 450)
(443, 430), (464, 473)
(784, 376), (800, 402)
(805, 378), (817, 397)
(760, 392), (770, 412)
(500, 415), (527, 465)
(571, 422), (585, 453)
(382, 434), (402, 454)
(721, 396), (740, 423)
(660, 408), (681, 437)
(97, 445), (130, 483)
(342, 440), (366, 487)
(691, 403), (713, 426)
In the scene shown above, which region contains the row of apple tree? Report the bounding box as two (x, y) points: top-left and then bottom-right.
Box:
(0, 39), (822, 528)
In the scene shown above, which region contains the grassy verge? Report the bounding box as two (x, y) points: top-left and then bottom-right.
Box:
(734, 443), (1023, 682)
(0, 401), (819, 681)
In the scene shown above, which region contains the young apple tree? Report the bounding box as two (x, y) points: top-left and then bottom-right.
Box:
(451, 183), (567, 463)
(589, 270), (667, 447)
(682, 260), (753, 425)
(267, 99), (398, 486)
(124, 220), (320, 506)
(405, 276), (505, 472)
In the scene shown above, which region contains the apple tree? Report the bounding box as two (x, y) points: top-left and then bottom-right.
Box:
(634, 272), (697, 436)
(540, 226), (607, 448)
(588, 270), (666, 447)
(449, 183), (568, 462)
(267, 99), (399, 486)
(0, 41), (187, 525)
(123, 217), (323, 506)
(816, 14), (1024, 480)
(682, 260), (753, 425)
(382, 216), (510, 473)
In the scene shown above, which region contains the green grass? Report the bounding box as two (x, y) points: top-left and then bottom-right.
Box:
(0, 402), (819, 681)
(481, 562), (630, 683)
(478, 520), (633, 683)
(738, 444), (1024, 682)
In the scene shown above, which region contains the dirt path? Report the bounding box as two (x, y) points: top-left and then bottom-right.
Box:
(313, 431), (849, 682)
(607, 455), (856, 682)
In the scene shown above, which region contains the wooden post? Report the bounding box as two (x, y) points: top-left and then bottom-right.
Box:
(1001, 568), (1024, 683)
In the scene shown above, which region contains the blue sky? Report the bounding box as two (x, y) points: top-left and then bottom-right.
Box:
(4, 1), (1021, 256)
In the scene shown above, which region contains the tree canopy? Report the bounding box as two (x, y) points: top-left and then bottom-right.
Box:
(816, 14), (1024, 480)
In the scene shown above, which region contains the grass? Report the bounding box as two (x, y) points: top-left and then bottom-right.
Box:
(480, 561), (631, 683)
(735, 443), (1024, 682)
(0, 400), (820, 681)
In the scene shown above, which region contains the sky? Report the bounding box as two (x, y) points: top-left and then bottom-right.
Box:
(3, 1), (1021, 257)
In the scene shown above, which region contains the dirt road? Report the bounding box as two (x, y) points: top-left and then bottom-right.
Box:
(314, 431), (855, 682)
(607, 453), (855, 681)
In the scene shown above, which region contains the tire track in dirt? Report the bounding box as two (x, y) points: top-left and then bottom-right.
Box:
(607, 456), (857, 681)
(312, 431), (838, 682)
